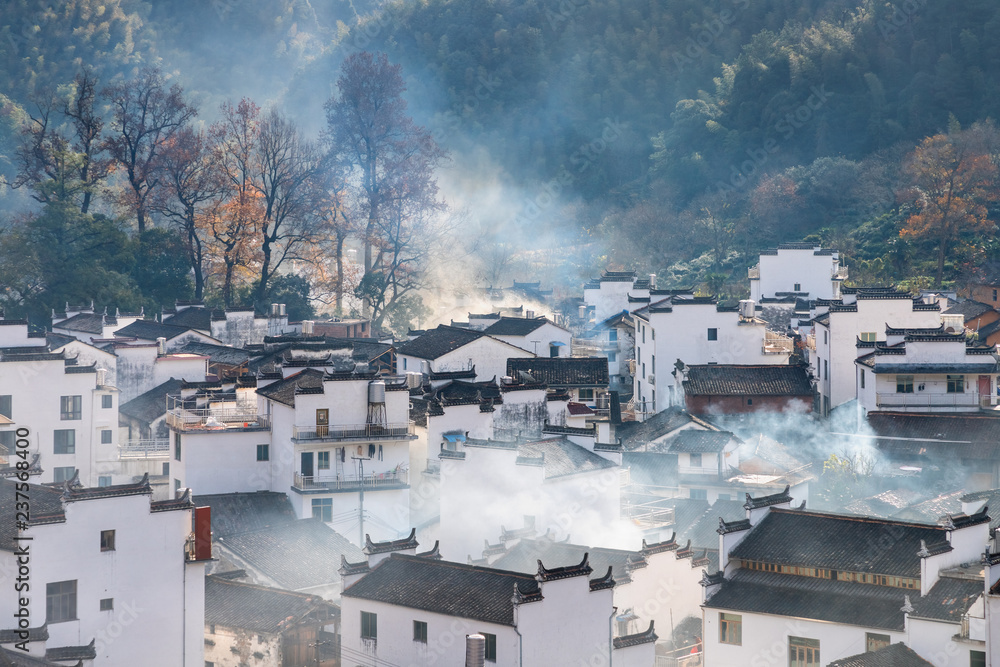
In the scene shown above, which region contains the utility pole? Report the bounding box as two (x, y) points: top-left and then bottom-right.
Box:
(352, 455), (369, 546)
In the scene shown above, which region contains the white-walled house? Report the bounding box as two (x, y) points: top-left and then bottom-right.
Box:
(632, 297), (793, 418)
(855, 325), (999, 416)
(0, 477), (208, 666)
(810, 288), (943, 415)
(749, 243), (846, 302)
(702, 487), (991, 667)
(482, 316), (573, 358)
(340, 542), (656, 667)
(573, 311), (636, 393)
(395, 325), (534, 382)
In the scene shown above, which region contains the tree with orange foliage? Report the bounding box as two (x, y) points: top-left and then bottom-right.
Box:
(899, 123), (999, 288)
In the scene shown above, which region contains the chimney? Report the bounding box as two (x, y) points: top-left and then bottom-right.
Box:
(156, 337), (167, 355)
(649, 273), (657, 289)
(465, 634), (486, 667)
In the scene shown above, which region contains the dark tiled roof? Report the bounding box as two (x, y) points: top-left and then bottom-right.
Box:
(682, 499), (746, 549)
(483, 317), (551, 336)
(506, 357), (609, 388)
(174, 341), (250, 367)
(45, 640), (96, 661)
(865, 412), (1000, 459)
(341, 553), (541, 626)
(517, 437), (617, 479)
(943, 299), (995, 321)
(683, 364), (813, 397)
(395, 325), (486, 360)
(191, 492), (297, 537)
(205, 576), (338, 634)
(827, 643), (934, 667)
(256, 368), (325, 407)
(364, 528), (418, 555)
(622, 452), (678, 488)
(162, 307), (216, 331)
(1, 647), (65, 666)
(908, 576), (982, 622)
(665, 430), (734, 454)
(730, 508), (946, 577)
(743, 485), (792, 510)
(0, 480), (65, 550)
(0, 625), (47, 644)
(217, 519), (364, 590)
(45, 332), (80, 349)
(705, 568), (908, 630)
(492, 538), (636, 582)
(114, 320), (195, 341)
(119, 378), (184, 425)
(616, 407), (698, 451)
(612, 621), (657, 649)
(53, 312), (105, 334)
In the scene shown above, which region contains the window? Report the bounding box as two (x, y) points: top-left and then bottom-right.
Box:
(413, 620), (428, 643)
(100, 598), (114, 612)
(788, 637), (820, 667)
(46, 580), (77, 623)
(98, 476), (111, 487)
(578, 388), (594, 401)
(162, 462), (170, 476)
(101, 530), (115, 551)
(642, 363), (646, 379)
(102, 395), (113, 409)
(651, 356), (655, 374)
(689, 453), (702, 468)
(896, 375), (914, 393)
(642, 327), (645, 344)
(175, 433), (181, 461)
(53, 430), (75, 454)
(549, 344), (559, 358)
(0, 395), (11, 418)
(483, 632), (497, 662)
(947, 375), (965, 393)
(609, 330), (617, 342)
(312, 498), (332, 522)
(101, 429), (112, 444)
(794, 283), (801, 292)
(0, 431), (13, 452)
(823, 360), (828, 380)
(60, 395), (82, 420)
(53, 467), (75, 483)
(860, 370), (865, 389)
(707, 328), (718, 341)
(256, 444), (269, 462)
(318, 451), (330, 470)
(994, 289), (998, 302)
(719, 613), (742, 645)
(360, 611), (377, 640)
(690, 488), (708, 500)
(608, 351), (617, 362)
(823, 331), (828, 345)
(747, 398), (753, 406)
(860, 332), (877, 342)
(865, 633), (890, 652)
(972, 650), (986, 667)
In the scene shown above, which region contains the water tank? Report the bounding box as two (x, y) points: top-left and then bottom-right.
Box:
(368, 381), (386, 404)
(96, 368), (107, 387)
(526, 310), (535, 319)
(578, 305), (586, 319)
(465, 634), (486, 667)
(302, 320), (314, 335)
(649, 273), (657, 289)
(739, 300), (756, 318)
(156, 337), (167, 355)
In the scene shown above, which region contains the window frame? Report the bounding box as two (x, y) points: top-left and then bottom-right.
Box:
(100, 429), (113, 444)
(947, 375), (965, 394)
(312, 498), (333, 522)
(413, 620), (428, 644)
(689, 453), (703, 468)
(860, 332), (877, 342)
(60, 395), (82, 420)
(0, 394), (11, 418)
(865, 632), (890, 652)
(100, 529), (115, 552)
(100, 598), (114, 612)
(719, 612), (742, 645)
(318, 451), (330, 470)
(53, 467), (75, 483)
(101, 394), (113, 409)
(788, 636), (820, 667)
(53, 429), (75, 454)
(175, 433), (181, 462)
(896, 375), (914, 394)
(707, 328), (718, 341)
(256, 444), (269, 462)
(483, 632), (497, 662)
(360, 611), (377, 640)
(46, 580), (77, 623)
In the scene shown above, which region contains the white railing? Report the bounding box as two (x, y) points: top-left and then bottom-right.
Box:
(748, 265), (760, 279)
(292, 422), (414, 442)
(876, 392), (980, 408)
(166, 407), (270, 432)
(119, 439), (170, 459)
(833, 266), (849, 280)
(762, 330), (794, 355)
(293, 468), (409, 492)
(806, 333), (816, 351)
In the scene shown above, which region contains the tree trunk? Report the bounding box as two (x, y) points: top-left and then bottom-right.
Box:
(335, 228), (346, 316)
(936, 240), (947, 289)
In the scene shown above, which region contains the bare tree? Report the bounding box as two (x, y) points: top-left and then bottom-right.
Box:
(103, 67), (197, 233)
(63, 69), (110, 214)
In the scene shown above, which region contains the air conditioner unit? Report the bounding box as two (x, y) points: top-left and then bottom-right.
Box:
(628, 360), (637, 374)
(647, 374), (655, 385)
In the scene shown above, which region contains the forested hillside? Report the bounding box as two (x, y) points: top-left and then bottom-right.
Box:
(2, 0), (1000, 328)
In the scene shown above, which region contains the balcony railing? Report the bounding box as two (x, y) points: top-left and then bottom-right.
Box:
(806, 334), (816, 351)
(748, 265), (760, 280)
(166, 407), (271, 432)
(762, 330), (794, 355)
(833, 266), (849, 280)
(292, 468), (409, 492)
(292, 422), (414, 442)
(119, 439), (170, 459)
(876, 392), (981, 409)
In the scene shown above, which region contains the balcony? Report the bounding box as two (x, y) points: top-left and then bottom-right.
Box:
(292, 468), (409, 493)
(291, 422), (415, 443)
(166, 406), (270, 432)
(748, 265), (760, 280)
(762, 330), (794, 355)
(805, 333), (816, 351)
(876, 392), (981, 410)
(119, 439), (170, 459)
(833, 266), (849, 280)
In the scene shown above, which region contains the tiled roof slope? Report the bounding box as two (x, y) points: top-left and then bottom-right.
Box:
(683, 364), (813, 396)
(0, 647), (66, 666)
(205, 576), (338, 634)
(114, 320), (195, 341)
(0, 481), (65, 550)
(492, 539), (636, 581)
(162, 307), (216, 331)
(616, 407), (699, 451)
(395, 325), (485, 360)
(681, 499), (746, 550)
(53, 312), (105, 334)
(175, 341), (250, 367)
(119, 378), (184, 425)
(943, 299), (995, 321)
(908, 576), (983, 622)
(191, 492), (297, 537)
(483, 317), (550, 336)
(507, 357), (609, 387)
(342, 553), (541, 626)
(255, 369), (325, 408)
(665, 430), (734, 454)
(705, 568), (909, 630)
(217, 519), (364, 590)
(827, 643), (934, 667)
(517, 437), (617, 479)
(729, 508), (946, 577)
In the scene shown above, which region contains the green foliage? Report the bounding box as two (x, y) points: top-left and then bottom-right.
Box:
(130, 228), (194, 312)
(260, 273), (314, 322)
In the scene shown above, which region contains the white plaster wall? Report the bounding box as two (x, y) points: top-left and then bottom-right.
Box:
(615, 549), (705, 644)
(0, 321), (33, 347)
(613, 641), (655, 667)
(287, 487), (410, 545)
(179, 430), (271, 495)
(517, 579), (615, 667)
(398, 338), (534, 383)
(586, 281), (636, 324)
(756, 248), (839, 301)
(907, 617), (976, 667)
(490, 323), (572, 358)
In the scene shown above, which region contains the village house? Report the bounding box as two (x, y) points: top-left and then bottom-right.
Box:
(572, 310), (637, 394)
(0, 477), (208, 666)
(505, 356), (610, 409)
(395, 324), (534, 382)
(160, 301), (292, 347)
(632, 296), (793, 418)
(482, 316), (573, 358)
(681, 363), (815, 415)
(749, 243), (847, 302)
(51, 303), (145, 341)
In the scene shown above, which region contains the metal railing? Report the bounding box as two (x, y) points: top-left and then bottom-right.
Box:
(293, 468), (409, 492)
(762, 330), (794, 355)
(166, 407), (270, 432)
(876, 392), (980, 408)
(119, 439), (170, 459)
(292, 422), (414, 442)
(833, 266), (849, 280)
